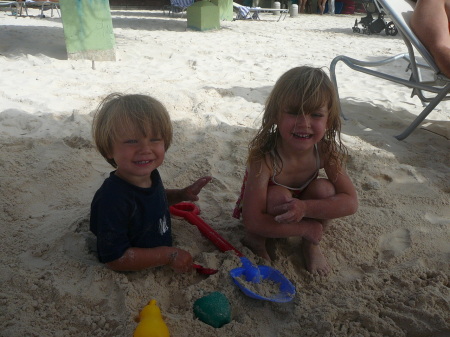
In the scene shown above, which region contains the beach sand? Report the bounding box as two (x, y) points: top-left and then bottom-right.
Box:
(0, 7), (449, 337)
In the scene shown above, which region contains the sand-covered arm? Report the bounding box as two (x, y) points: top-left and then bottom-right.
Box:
(106, 246), (193, 273)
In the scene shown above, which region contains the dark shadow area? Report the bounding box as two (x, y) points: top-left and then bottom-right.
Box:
(111, 14), (234, 32)
(0, 24), (67, 59)
(111, 10), (169, 18)
(1, 105), (448, 337)
(111, 15), (189, 31)
(339, 98), (449, 187)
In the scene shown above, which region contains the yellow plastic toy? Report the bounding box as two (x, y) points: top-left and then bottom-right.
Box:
(133, 300), (170, 337)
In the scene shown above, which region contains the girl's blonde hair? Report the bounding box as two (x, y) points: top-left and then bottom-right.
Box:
(248, 66), (346, 170)
(92, 93), (173, 168)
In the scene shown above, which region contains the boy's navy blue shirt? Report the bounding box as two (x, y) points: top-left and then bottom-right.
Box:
(90, 169), (172, 264)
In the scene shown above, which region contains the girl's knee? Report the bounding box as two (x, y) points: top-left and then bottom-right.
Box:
(266, 185), (291, 215)
(303, 178), (335, 199)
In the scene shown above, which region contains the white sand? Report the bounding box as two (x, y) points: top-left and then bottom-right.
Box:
(1, 7), (449, 337)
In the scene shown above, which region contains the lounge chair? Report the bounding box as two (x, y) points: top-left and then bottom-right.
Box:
(330, 0), (450, 140)
(163, 0), (195, 18)
(0, 1), (21, 17)
(232, 2), (288, 22)
(23, 0), (60, 18)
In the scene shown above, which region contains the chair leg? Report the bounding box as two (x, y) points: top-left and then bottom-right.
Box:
(395, 83), (450, 140)
(12, 3), (19, 18)
(21, 3), (28, 16)
(330, 56), (348, 120)
(51, 4), (60, 17)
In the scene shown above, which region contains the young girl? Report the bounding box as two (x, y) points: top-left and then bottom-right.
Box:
(233, 67), (358, 276)
(90, 93), (212, 273)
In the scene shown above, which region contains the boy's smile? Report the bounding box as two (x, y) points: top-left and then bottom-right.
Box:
(109, 130), (165, 188)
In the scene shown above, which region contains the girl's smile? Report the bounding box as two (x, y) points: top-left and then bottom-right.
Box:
(278, 105), (329, 150)
(291, 132), (313, 139)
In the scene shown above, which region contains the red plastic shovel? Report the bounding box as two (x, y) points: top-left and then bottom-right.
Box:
(170, 202), (244, 255)
(170, 202), (261, 281)
(192, 263), (218, 275)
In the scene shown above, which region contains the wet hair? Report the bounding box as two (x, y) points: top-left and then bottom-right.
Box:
(247, 66), (347, 171)
(92, 93), (173, 168)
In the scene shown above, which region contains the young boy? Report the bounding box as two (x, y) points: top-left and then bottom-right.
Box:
(90, 93), (212, 273)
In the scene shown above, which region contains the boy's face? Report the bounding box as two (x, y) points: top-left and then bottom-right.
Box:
(108, 127), (165, 188)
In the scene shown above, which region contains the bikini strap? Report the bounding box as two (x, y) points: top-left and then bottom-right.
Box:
(271, 143), (320, 191)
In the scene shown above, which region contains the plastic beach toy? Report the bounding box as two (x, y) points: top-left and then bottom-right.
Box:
(193, 291), (231, 328)
(192, 263), (218, 275)
(169, 202), (296, 302)
(134, 300), (170, 337)
(229, 265), (296, 302)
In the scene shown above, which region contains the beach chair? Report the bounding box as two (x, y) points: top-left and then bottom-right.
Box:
(330, 0), (450, 140)
(0, 1), (21, 17)
(232, 2), (288, 22)
(163, 0), (195, 18)
(22, 0), (60, 18)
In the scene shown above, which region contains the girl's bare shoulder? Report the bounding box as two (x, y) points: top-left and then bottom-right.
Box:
(248, 156), (272, 180)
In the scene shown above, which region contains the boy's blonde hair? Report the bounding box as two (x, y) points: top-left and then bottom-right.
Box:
(248, 66), (346, 170)
(92, 93), (173, 168)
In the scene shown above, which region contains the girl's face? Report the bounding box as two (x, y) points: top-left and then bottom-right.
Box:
(108, 126), (165, 188)
(277, 104), (329, 151)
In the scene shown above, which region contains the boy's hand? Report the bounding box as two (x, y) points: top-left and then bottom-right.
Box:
(168, 248), (193, 273)
(273, 197), (306, 223)
(182, 176), (212, 201)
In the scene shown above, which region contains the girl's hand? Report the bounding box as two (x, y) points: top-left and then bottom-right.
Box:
(182, 176), (213, 201)
(168, 248), (193, 273)
(273, 197), (307, 223)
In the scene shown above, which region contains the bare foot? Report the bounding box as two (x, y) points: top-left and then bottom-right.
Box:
(302, 240), (331, 276)
(242, 233), (271, 261)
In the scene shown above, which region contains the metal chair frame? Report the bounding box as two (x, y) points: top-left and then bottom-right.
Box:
(330, 0), (450, 140)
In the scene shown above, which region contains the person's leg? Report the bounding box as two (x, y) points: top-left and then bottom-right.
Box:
(242, 185), (291, 261)
(328, 0), (334, 14)
(242, 183), (324, 261)
(300, 0), (307, 13)
(411, 0), (450, 77)
(319, 0), (326, 14)
(300, 178), (335, 275)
